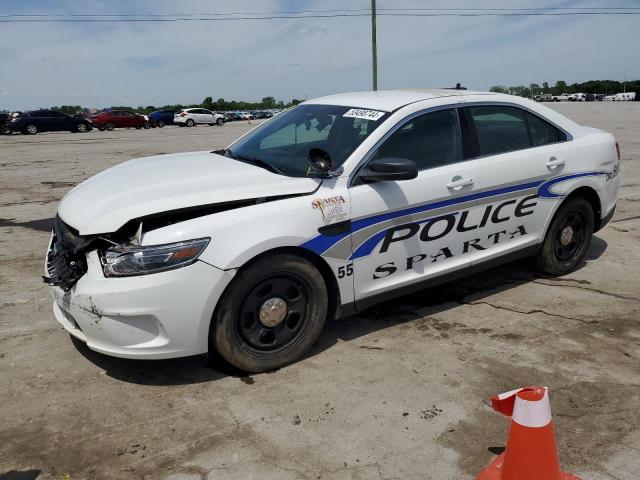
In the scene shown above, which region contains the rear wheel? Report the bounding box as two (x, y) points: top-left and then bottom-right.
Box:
(105, 122), (114, 131)
(24, 124), (38, 135)
(216, 117), (224, 126)
(76, 123), (88, 133)
(186, 119), (195, 127)
(156, 121), (164, 128)
(535, 197), (594, 275)
(212, 254), (328, 373)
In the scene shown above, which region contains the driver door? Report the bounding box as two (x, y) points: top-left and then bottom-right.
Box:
(349, 107), (481, 308)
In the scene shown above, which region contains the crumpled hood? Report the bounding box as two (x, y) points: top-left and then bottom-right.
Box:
(58, 151), (320, 235)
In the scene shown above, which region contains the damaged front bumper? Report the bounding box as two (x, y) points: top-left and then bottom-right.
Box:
(47, 250), (236, 359)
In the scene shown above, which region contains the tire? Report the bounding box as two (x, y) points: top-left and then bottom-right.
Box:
(76, 123), (88, 133)
(98, 127), (105, 131)
(216, 117), (224, 126)
(24, 124), (38, 135)
(105, 122), (114, 131)
(212, 254), (328, 373)
(186, 119), (195, 127)
(143, 122), (151, 129)
(135, 126), (142, 130)
(535, 197), (594, 276)
(156, 121), (164, 128)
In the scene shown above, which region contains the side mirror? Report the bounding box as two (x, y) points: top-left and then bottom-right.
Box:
(307, 147), (333, 174)
(359, 157), (418, 182)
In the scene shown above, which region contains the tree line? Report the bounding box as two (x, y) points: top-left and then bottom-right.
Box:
(490, 79), (640, 97)
(47, 96), (304, 116)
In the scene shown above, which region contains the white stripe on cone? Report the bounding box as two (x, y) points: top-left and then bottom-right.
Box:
(512, 387), (552, 428)
(497, 388), (525, 400)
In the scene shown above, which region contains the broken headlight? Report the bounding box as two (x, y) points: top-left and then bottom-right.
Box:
(100, 238), (210, 277)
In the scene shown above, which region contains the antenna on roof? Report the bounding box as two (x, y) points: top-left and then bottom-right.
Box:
(442, 83), (467, 90)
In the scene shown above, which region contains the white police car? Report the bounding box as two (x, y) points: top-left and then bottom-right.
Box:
(45, 89), (620, 372)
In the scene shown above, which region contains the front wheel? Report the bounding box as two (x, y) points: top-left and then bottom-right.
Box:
(186, 119), (195, 127)
(216, 117), (224, 126)
(105, 122), (114, 131)
(76, 123), (88, 133)
(156, 121), (164, 128)
(212, 254), (328, 373)
(535, 197), (594, 275)
(24, 124), (38, 135)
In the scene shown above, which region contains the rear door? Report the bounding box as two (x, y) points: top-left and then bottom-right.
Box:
(349, 105), (482, 307)
(464, 103), (570, 263)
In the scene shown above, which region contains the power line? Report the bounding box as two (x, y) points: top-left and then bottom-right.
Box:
(2, 11), (640, 23)
(2, 7), (640, 18)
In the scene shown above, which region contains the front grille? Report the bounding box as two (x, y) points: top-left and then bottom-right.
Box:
(44, 216), (92, 291)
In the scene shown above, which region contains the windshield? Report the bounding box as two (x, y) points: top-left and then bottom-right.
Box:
(226, 104), (389, 177)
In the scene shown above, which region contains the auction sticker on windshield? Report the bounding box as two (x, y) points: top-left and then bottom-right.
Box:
(343, 108), (385, 121)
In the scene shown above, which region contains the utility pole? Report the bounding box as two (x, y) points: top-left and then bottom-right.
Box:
(371, 0), (377, 91)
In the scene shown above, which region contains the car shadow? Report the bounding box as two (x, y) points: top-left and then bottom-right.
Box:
(71, 236), (607, 385)
(0, 470), (42, 480)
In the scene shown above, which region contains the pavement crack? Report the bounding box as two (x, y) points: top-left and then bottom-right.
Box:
(532, 280), (640, 303)
(465, 300), (597, 324)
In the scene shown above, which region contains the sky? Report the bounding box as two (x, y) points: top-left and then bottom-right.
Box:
(0, 0), (639, 110)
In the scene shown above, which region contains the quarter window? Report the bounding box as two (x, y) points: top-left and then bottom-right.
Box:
(373, 109), (462, 171)
(526, 112), (564, 146)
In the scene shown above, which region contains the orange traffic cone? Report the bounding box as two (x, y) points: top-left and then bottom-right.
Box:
(477, 386), (581, 480)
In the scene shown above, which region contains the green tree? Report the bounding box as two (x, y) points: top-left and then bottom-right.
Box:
(542, 82), (550, 94)
(529, 83), (541, 96)
(490, 85), (510, 94)
(261, 96), (276, 109)
(553, 80), (567, 95)
(202, 96), (213, 109)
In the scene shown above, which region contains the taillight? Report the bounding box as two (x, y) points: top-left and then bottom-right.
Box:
(615, 142), (621, 161)
(180, 112), (187, 117)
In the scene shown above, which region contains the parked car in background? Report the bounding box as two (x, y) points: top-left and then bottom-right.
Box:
(7, 109), (93, 135)
(569, 93), (586, 102)
(221, 112), (235, 123)
(0, 111), (10, 134)
(174, 108), (224, 127)
(92, 110), (146, 131)
(149, 109), (175, 128)
(552, 94), (571, 102)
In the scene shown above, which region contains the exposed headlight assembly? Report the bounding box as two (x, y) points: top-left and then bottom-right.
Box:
(100, 238), (210, 277)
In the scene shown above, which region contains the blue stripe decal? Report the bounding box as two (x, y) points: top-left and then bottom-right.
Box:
(538, 172), (606, 198)
(349, 179), (543, 234)
(300, 231), (349, 253)
(302, 171), (606, 257)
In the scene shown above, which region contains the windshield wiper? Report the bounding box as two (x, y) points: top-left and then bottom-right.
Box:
(223, 149), (286, 175)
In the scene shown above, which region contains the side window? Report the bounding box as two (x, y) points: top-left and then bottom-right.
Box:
(374, 109), (462, 171)
(471, 106), (530, 156)
(30, 110), (48, 118)
(526, 112), (564, 146)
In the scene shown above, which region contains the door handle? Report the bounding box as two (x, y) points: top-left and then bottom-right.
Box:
(446, 176), (474, 190)
(546, 157), (565, 169)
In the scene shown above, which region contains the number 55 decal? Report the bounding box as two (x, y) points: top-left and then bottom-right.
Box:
(337, 264), (354, 279)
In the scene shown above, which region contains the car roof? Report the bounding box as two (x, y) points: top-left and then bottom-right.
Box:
(305, 89), (497, 112)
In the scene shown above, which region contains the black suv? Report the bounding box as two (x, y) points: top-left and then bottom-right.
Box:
(8, 110), (93, 135)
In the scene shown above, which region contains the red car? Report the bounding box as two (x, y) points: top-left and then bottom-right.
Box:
(92, 110), (147, 131)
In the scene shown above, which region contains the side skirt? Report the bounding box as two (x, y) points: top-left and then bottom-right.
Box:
(338, 244), (540, 317)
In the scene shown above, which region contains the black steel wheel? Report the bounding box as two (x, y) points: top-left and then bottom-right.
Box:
(536, 197), (594, 275)
(212, 254), (328, 372)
